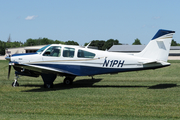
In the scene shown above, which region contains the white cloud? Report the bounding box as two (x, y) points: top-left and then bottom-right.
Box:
(25, 15), (38, 20)
(153, 16), (160, 20)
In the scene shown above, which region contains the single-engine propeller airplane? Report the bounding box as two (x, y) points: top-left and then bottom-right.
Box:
(6, 29), (175, 88)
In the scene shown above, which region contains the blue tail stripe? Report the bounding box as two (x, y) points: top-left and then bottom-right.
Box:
(152, 29), (175, 40)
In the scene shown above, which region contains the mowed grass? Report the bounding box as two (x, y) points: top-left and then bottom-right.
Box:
(0, 60), (180, 120)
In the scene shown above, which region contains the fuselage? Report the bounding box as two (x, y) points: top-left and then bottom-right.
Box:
(9, 44), (170, 76)
(6, 29), (175, 88)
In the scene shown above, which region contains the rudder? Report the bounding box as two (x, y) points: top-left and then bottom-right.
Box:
(135, 29), (175, 62)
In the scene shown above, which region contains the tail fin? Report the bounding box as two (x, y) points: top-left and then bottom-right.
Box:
(135, 29), (175, 62)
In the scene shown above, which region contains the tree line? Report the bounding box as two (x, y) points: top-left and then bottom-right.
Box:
(0, 38), (121, 55)
(0, 38), (79, 55)
(0, 37), (179, 55)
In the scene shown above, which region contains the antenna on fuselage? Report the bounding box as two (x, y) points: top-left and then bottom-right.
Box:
(85, 42), (91, 49)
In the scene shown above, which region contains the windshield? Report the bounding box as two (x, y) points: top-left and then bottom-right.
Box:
(36, 44), (51, 54)
(43, 46), (61, 57)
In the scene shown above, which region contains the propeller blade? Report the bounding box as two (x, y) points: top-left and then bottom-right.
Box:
(8, 65), (11, 79)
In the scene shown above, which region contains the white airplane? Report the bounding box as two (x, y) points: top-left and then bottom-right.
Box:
(6, 29), (175, 88)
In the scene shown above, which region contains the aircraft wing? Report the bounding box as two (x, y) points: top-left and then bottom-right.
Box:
(10, 61), (76, 76)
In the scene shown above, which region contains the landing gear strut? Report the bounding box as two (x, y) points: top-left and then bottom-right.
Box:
(41, 73), (57, 88)
(12, 74), (19, 87)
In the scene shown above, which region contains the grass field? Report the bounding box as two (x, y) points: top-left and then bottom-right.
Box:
(0, 60), (180, 120)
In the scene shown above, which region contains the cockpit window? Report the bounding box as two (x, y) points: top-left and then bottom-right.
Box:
(36, 44), (51, 54)
(78, 50), (95, 58)
(63, 47), (75, 58)
(43, 46), (61, 57)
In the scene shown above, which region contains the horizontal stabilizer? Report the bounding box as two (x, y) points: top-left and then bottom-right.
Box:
(138, 59), (157, 64)
(138, 59), (171, 67)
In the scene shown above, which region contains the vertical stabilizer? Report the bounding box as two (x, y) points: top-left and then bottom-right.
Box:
(135, 29), (175, 62)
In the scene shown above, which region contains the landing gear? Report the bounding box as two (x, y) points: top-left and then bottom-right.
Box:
(12, 74), (19, 87)
(64, 78), (73, 85)
(12, 81), (19, 87)
(44, 83), (53, 88)
(41, 73), (57, 88)
(63, 76), (76, 85)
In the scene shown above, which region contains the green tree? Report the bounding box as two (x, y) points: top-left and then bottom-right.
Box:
(0, 40), (23, 55)
(102, 39), (121, 50)
(171, 39), (178, 46)
(24, 38), (36, 46)
(84, 42), (89, 46)
(41, 38), (54, 44)
(90, 40), (106, 50)
(54, 40), (65, 44)
(65, 40), (79, 45)
(0, 40), (6, 55)
(24, 38), (65, 46)
(132, 38), (141, 45)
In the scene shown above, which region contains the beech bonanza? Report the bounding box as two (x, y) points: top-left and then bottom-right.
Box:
(6, 29), (175, 88)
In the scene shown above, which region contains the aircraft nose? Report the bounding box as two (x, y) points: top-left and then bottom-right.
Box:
(5, 55), (11, 61)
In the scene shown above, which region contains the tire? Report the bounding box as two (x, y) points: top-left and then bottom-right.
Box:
(12, 82), (19, 87)
(64, 78), (73, 85)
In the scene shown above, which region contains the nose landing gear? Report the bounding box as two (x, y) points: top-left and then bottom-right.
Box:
(12, 74), (19, 87)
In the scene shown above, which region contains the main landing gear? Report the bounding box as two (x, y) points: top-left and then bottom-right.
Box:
(12, 74), (19, 87)
(63, 76), (76, 85)
(11, 73), (76, 88)
(41, 73), (57, 88)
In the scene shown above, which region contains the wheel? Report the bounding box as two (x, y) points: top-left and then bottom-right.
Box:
(44, 83), (53, 88)
(64, 78), (73, 85)
(12, 82), (19, 87)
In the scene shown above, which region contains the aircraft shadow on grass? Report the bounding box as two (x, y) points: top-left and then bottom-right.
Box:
(21, 78), (179, 92)
(148, 83), (178, 89)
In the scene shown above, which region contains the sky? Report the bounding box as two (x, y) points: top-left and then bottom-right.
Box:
(1, 0), (180, 46)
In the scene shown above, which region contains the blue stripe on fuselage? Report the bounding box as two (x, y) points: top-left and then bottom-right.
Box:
(32, 63), (124, 76)
(31, 63), (167, 76)
(12, 53), (38, 57)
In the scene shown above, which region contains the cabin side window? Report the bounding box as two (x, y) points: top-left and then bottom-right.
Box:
(43, 46), (61, 57)
(77, 50), (95, 58)
(63, 47), (75, 58)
